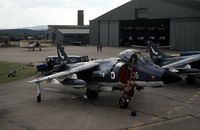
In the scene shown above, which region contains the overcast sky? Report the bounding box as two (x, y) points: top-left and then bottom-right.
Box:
(0, 0), (130, 29)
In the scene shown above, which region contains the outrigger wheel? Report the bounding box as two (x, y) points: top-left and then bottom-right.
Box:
(86, 89), (98, 99)
(37, 94), (41, 102)
(36, 83), (41, 103)
(119, 97), (129, 108)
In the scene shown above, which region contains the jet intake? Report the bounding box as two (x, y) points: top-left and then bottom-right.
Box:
(119, 65), (129, 84)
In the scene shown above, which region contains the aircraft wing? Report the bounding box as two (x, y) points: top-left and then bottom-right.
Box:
(29, 62), (99, 83)
(161, 54), (200, 69)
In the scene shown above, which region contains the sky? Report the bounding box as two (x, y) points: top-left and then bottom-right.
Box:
(0, 0), (130, 29)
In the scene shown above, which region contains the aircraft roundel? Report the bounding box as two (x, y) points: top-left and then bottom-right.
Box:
(111, 71), (116, 80)
(102, 72), (105, 77)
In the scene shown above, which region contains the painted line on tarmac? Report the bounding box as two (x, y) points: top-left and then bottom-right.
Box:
(188, 94), (199, 102)
(150, 117), (160, 121)
(167, 111), (173, 115)
(183, 92), (200, 106)
(130, 114), (166, 128)
(185, 101), (191, 104)
(166, 106), (182, 116)
(193, 94), (199, 97)
(129, 116), (192, 130)
(189, 98), (195, 101)
(131, 122), (145, 127)
(174, 106), (183, 110)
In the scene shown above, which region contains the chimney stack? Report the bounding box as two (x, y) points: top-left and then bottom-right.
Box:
(78, 10), (84, 26)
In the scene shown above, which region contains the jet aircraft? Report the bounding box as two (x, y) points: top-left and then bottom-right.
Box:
(29, 44), (181, 108)
(148, 43), (200, 84)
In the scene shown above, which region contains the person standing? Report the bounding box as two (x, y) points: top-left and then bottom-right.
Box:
(97, 44), (99, 52)
(99, 44), (102, 52)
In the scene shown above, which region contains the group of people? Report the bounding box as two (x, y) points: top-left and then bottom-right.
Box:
(97, 44), (103, 52)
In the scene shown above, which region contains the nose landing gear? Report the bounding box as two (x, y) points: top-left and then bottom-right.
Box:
(119, 82), (135, 108)
(119, 54), (137, 109)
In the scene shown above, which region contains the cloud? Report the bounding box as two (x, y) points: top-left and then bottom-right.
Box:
(0, 0), (114, 9)
(0, 0), (65, 8)
(0, 0), (131, 28)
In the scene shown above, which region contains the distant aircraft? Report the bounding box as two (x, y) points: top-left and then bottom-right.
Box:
(36, 44), (89, 75)
(180, 51), (200, 56)
(28, 41), (42, 51)
(29, 44), (181, 108)
(148, 43), (200, 84)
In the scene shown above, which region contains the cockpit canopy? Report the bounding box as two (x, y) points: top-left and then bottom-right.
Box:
(119, 49), (140, 63)
(119, 49), (155, 65)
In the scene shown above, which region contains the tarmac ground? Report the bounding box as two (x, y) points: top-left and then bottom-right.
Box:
(0, 46), (200, 130)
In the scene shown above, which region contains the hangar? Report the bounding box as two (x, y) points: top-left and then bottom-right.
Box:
(90, 0), (200, 50)
(48, 25), (89, 45)
(48, 10), (89, 45)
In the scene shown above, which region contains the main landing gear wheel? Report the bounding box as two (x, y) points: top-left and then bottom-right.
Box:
(119, 97), (129, 109)
(186, 76), (196, 84)
(86, 89), (98, 99)
(37, 94), (41, 102)
(131, 110), (137, 116)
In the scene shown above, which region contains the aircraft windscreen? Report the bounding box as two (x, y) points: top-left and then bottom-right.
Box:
(137, 55), (154, 65)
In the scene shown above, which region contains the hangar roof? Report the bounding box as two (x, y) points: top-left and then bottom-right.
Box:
(58, 29), (89, 34)
(48, 25), (89, 32)
(91, 0), (200, 21)
(161, 0), (200, 10)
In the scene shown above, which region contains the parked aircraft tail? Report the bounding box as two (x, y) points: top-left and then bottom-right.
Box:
(56, 43), (70, 64)
(147, 41), (169, 62)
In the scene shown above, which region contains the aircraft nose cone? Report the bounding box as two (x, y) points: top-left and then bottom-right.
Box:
(162, 71), (182, 84)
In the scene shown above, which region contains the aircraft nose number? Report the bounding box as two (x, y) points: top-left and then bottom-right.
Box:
(135, 72), (139, 79)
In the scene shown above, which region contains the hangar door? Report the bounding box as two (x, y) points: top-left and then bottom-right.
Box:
(119, 19), (170, 46)
(63, 34), (89, 45)
(99, 21), (119, 46)
(170, 18), (200, 50)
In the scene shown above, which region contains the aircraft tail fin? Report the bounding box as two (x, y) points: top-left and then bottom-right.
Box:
(147, 41), (168, 61)
(56, 43), (70, 64)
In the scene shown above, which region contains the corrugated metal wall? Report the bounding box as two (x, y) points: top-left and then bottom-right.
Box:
(89, 21), (99, 45)
(99, 21), (109, 46)
(170, 18), (200, 50)
(99, 21), (119, 46)
(108, 21), (119, 46)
